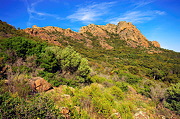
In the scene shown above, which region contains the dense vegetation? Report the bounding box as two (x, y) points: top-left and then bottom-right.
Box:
(0, 20), (179, 118)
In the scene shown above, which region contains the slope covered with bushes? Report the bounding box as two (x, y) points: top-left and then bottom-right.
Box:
(0, 20), (179, 118)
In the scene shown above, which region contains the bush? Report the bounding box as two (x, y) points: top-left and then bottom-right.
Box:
(1, 37), (47, 58)
(90, 75), (106, 83)
(164, 83), (180, 114)
(40, 47), (60, 73)
(0, 93), (61, 118)
(115, 82), (128, 92)
(39, 46), (91, 86)
(128, 67), (139, 75)
(109, 86), (124, 100)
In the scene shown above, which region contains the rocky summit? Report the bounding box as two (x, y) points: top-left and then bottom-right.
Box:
(24, 21), (160, 50)
(79, 21), (160, 48)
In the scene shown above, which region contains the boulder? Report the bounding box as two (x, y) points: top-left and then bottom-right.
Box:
(134, 111), (149, 119)
(29, 77), (52, 92)
(60, 107), (70, 119)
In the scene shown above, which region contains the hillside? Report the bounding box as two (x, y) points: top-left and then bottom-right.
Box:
(0, 20), (179, 119)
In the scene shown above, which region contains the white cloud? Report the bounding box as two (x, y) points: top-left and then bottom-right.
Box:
(132, 0), (154, 9)
(24, 0), (61, 27)
(155, 10), (166, 15)
(107, 10), (166, 24)
(67, 2), (116, 23)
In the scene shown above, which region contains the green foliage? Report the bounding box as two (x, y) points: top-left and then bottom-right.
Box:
(90, 75), (106, 83)
(0, 57), (6, 79)
(40, 47), (60, 72)
(60, 46), (82, 72)
(128, 67), (139, 75)
(0, 93), (61, 118)
(0, 20), (28, 39)
(1, 37), (47, 58)
(39, 46), (91, 86)
(118, 71), (142, 84)
(1, 20), (180, 118)
(77, 58), (90, 77)
(165, 83), (180, 114)
(116, 102), (134, 119)
(109, 86), (124, 100)
(0, 36), (91, 87)
(0, 93), (22, 118)
(150, 68), (164, 80)
(115, 82), (128, 92)
(64, 83), (134, 118)
(163, 73), (179, 83)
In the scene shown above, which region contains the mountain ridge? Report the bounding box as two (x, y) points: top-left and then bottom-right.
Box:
(23, 21), (160, 51)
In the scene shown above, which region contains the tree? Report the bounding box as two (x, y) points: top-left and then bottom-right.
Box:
(60, 46), (82, 73)
(78, 58), (91, 77)
(40, 47), (60, 72)
(39, 46), (91, 85)
(151, 68), (164, 80)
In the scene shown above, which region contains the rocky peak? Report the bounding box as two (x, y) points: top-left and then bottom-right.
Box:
(151, 41), (161, 47)
(117, 21), (135, 30)
(80, 24), (110, 38)
(79, 21), (160, 48)
(24, 21), (161, 51)
(32, 25), (40, 28)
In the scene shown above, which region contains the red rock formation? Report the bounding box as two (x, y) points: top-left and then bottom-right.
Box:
(29, 77), (52, 92)
(151, 41), (160, 47)
(24, 21), (161, 51)
(79, 21), (160, 48)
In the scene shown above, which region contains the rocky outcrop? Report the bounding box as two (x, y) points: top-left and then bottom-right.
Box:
(117, 21), (150, 47)
(24, 27), (62, 46)
(29, 77), (52, 92)
(24, 21), (161, 51)
(79, 21), (160, 48)
(24, 25), (85, 46)
(80, 24), (110, 38)
(134, 111), (149, 119)
(60, 107), (70, 119)
(151, 41), (160, 47)
(32, 25), (40, 28)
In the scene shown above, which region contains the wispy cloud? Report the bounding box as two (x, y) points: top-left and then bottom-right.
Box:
(107, 10), (166, 24)
(106, 0), (166, 24)
(132, 0), (154, 9)
(67, 2), (116, 23)
(23, 0), (61, 27)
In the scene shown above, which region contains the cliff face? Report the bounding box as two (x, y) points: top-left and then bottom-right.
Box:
(23, 21), (160, 50)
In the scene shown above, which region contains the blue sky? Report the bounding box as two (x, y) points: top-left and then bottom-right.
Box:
(0, 0), (180, 52)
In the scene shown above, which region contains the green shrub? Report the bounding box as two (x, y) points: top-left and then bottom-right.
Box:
(118, 72), (142, 84)
(128, 67), (139, 75)
(92, 96), (113, 117)
(90, 75), (106, 83)
(109, 86), (124, 100)
(40, 47), (60, 73)
(1, 37), (47, 58)
(77, 58), (91, 77)
(115, 82), (128, 92)
(0, 93), (61, 118)
(116, 101), (134, 119)
(164, 83), (180, 114)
